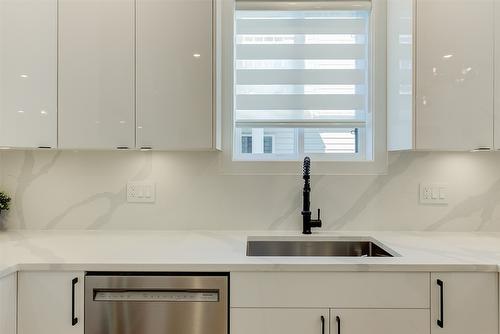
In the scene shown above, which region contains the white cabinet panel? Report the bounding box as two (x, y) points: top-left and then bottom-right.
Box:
(231, 308), (329, 334)
(0, 0), (57, 148)
(431, 273), (498, 334)
(387, 0), (414, 151)
(18, 271), (84, 334)
(331, 309), (429, 334)
(231, 272), (429, 309)
(59, 0), (135, 149)
(137, 0), (214, 150)
(0, 273), (17, 334)
(416, 0), (494, 151)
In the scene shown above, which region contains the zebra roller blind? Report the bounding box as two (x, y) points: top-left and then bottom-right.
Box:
(234, 0), (371, 161)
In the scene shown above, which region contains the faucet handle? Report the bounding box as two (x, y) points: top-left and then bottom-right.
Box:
(311, 208), (322, 229)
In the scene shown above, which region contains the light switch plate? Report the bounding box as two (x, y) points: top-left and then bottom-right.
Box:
(419, 183), (448, 205)
(127, 182), (155, 203)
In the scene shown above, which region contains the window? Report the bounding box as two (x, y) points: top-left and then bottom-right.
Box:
(263, 135), (274, 154)
(241, 135), (253, 153)
(239, 129), (275, 155)
(233, 1), (372, 162)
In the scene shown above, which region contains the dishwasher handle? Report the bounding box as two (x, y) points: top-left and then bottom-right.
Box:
(94, 289), (220, 302)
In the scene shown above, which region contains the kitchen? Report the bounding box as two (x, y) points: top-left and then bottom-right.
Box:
(1, 0), (500, 333)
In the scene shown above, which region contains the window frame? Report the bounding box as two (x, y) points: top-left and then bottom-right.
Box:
(233, 8), (371, 162)
(233, 127), (366, 161)
(220, 0), (388, 175)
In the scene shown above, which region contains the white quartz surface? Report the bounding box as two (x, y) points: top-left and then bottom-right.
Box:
(2, 230), (500, 278)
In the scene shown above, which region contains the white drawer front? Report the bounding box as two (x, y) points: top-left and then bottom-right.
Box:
(331, 309), (430, 334)
(231, 308), (329, 334)
(231, 272), (429, 308)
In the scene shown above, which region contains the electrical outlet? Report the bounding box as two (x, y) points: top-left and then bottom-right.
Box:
(420, 183), (448, 205)
(127, 182), (155, 203)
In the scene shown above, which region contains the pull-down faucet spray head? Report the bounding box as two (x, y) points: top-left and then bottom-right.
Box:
(303, 157), (311, 181)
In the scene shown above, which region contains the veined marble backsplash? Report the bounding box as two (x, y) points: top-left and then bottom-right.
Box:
(0, 150), (500, 231)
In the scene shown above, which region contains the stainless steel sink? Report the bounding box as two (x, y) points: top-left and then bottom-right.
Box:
(246, 238), (395, 257)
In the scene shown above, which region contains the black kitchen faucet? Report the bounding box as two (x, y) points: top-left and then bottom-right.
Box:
(302, 157), (322, 234)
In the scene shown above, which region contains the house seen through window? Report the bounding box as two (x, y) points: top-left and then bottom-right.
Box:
(233, 2), (372, 161)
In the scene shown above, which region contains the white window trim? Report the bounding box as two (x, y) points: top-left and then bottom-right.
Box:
(220, 0), (388, 175)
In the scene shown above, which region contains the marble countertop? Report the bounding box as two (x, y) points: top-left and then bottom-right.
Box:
(2, 230), (500, 278)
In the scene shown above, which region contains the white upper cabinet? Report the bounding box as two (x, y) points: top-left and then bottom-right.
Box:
(58, 0), (135, 149)
(0, 0), (57, 148)
(416, 0), (494, 151)
(387, 0), (414, 151)
(388, 0), (495, 151)
(1, 0), (219, 151)
(136, 0), (215, 150)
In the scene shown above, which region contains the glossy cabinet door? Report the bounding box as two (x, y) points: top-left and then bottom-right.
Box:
(137, 0), (214, 150)
(387, 0), (414, 151)
(430, 273), (498, 334)
(18, 271), (84, 334)
(331, 309), (429, 334)
(0, 273), (16, 334)
(231, 308), (329, 334)
(416, 0), (494, 151)
(58, 0), (135, 149)
(0, 0), (57, 148)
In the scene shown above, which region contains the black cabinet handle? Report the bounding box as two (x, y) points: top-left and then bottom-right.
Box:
(437, 279), (444, 328)
(336, 316), (341, 334)
(320, 316), (325, 334)
(72, 277), (78, 326)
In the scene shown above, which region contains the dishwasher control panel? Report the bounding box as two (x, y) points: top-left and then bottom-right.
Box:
(94, 290), (219, 302)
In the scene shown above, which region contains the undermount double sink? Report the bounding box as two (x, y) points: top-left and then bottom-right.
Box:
(246, 237), (396, 257)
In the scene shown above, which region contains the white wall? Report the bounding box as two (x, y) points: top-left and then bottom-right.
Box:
(1, 150), (500, 231)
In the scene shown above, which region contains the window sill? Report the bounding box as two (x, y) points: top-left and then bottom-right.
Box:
(220, 151), (388, 175)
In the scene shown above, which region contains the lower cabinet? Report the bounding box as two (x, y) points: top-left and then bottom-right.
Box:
(331, 309), (429, 334)
(231, 308), (429, 334)
(18, 271), (84, 334)
(231, 308), (329, 334)
(0, 273), (17, 334)
(431, 273), (498, 334)
(231, 271), (500, 334)
(11, 270), (500, 334)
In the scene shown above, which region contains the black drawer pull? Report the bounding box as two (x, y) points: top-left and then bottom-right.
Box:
(72, 277), (78, 326)
(320, 315), (325, 334)
(336, 316), (341, 334)
(437, 279), (444, 328)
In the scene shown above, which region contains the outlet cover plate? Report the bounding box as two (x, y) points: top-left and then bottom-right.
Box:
(419, 183), (448, 205)
(127, 182), (155, 203)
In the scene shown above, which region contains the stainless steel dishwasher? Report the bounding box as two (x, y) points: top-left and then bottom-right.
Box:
(85, 273), (228, 334)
